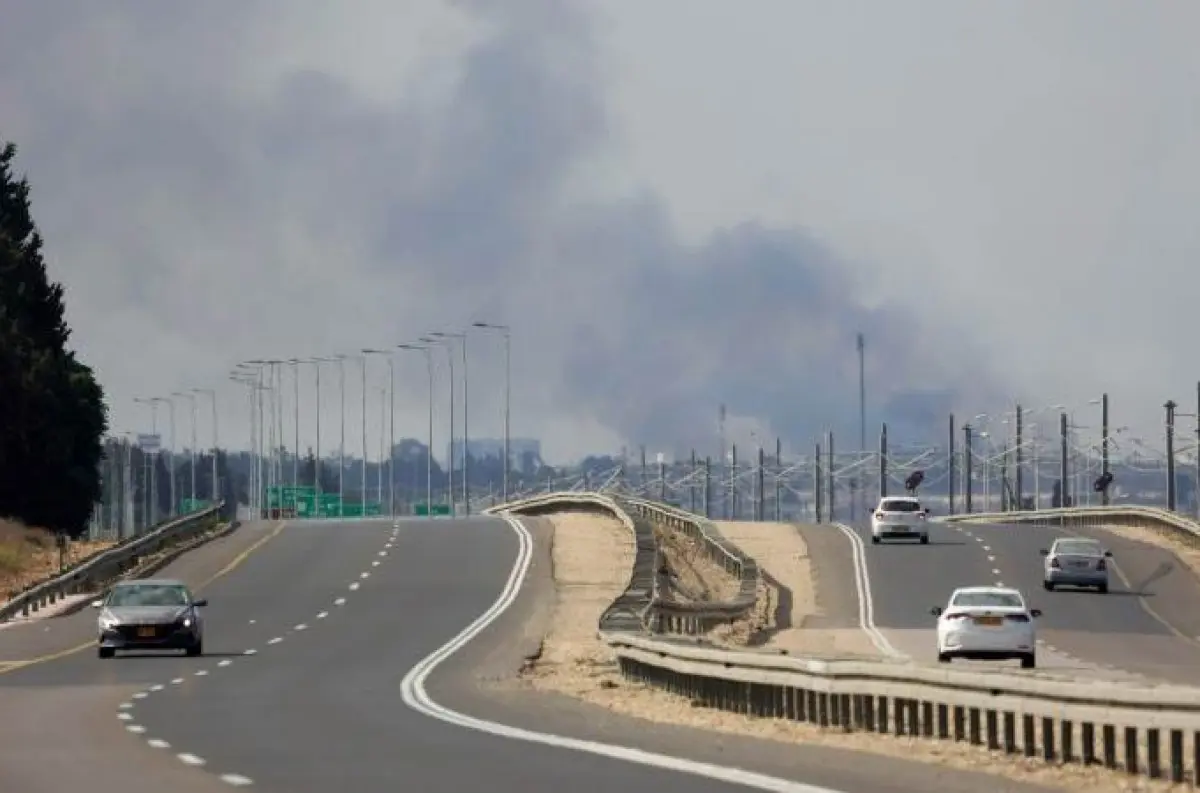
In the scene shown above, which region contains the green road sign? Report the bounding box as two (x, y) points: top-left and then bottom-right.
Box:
(413, 503), (450, 516)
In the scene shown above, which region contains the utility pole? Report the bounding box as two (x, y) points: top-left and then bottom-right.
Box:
(1100, 393), (1111, 507)
(756, 446), (765, 520)
(730, 444), (738, 519)
(702, 456), (711, 518)
(814, 442), (823, 523)
(1014, 404), (1023, 510)
(1165, 400), (1178, 511)
(948, 414), (956, 515)
(964, 423), (973, 513)
(775, 437), (783, 521)
(879, 423), (888, 498)
(1059, 412), (1070, 508)
(826, 432), (835, 523)
(689, 450), (697, 513)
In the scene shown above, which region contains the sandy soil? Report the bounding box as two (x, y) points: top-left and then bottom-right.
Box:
(715, 521), (882, 658)
(524, 511), (1184, 793)
(1097, 521), (1200, 579)
(0, 519), (115, 601)
(655, 523), (740, 602)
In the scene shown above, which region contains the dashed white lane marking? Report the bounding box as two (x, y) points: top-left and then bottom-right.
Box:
(171, 677), (185, 685)
(982, 545), (991, 551)
(996, 581), (1005, 587)
(218, 659), (233, 667)
(316, 611), (328, 620)
(248, 619), (256, 625)
(147, 738), (170, 749)
(118, 712), (133, 721)
(294, 623), (307, 631)
(126, 724), (147, 734)
(220, 773), (254, 786)
(150, 684), (165, 692)
(196, 670), (209, 676)
(267, 637), (283, 645)
(243, 648), (257, 656)
(987, 555), (996, 562)
(975, 537), (984, 543)
(360, 572), (370, 579)
(372, 560), (380, 567)
(119, 702), (133, 709)
(991, 568), (1001, 575)
(378, 550), (388, 557)
(133, 692), (148, 699)
(334, 597), (346, 606)
(349, 582), (360, 591)
(177, 753), (206, 766)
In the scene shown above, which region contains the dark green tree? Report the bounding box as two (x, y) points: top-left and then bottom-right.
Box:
(0, 141), (108, 536)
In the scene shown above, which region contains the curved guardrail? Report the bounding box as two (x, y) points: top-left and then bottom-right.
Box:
(0, 503), (225, 623)
(940, 504), (1200, 545)
(491, 493), (1200, 784)
(486, 492), (760, 636)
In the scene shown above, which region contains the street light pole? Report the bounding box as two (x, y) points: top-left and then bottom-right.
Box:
(172, 392), (198, 508)
(336, 354), (348, 516)
(192, 388), (219, 503)
(398, 343), (434, 513)
(421, 336), (455, 515)
(431, 332), (469, 514)
(134, 397), (161, 525)
(360, 353), (368, 512)
(471, 322), (511, 502)
(289, 359), (300, 489)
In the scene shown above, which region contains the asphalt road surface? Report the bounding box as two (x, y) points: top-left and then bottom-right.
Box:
(0, 515), (1056, 793)
(809, 516), (1200, 683)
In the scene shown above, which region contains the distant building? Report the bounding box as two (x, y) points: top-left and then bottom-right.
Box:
(448, 438), (542, 473)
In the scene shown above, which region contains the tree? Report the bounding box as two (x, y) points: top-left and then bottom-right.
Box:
(0, 140), (108, 536)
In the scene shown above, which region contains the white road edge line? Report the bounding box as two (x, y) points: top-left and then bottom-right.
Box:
(832, 523), (905, 660)
(399, 514), (850, 793)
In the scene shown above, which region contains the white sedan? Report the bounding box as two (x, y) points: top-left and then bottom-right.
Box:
(870, 496), (930, 544)
(932, 586), (1042, 669)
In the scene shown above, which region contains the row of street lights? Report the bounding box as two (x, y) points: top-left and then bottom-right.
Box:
(232, 323), (510, 519)
(130, 389), (220, 523)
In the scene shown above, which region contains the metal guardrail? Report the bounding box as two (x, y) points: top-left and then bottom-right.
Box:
(939, 504), (1200, 543)
(0, 503), (225, 623)
(486, 492), (760, 635)
(491, 493), (1200, 785)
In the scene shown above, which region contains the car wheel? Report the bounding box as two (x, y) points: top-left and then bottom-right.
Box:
(937, 652), (951, 663)
(1097, 583), (1108, 594)
(1020, 653), (1036, 669)
(98, 646), (115, 659)
(185, 640), (203, 657)
(919, 534), (929, 545)
(871, 535), (881, 545)
(1042, 581), (1054, 591)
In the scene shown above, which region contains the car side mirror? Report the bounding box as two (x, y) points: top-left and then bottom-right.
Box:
(192, 599), (208, 608)
(90, 600), (103, 609)
(930, 606), (943, 616)
(1038, 549), (1049, 556)
(1104, 551), (1113, 557)
(1030, 609), (1042, 618)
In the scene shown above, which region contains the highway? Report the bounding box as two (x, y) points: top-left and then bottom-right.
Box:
(821, 517), (1200, 684)
(0, 516), (1056, 793)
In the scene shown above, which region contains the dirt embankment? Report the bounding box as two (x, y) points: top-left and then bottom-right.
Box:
(0, 519), (115, 601)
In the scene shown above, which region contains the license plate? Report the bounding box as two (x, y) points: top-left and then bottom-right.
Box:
(137, 626), (156, 638)
(1070, 561), (1089, 568)
(974, 616), (1002, 626)
(893, 525), (908, 532)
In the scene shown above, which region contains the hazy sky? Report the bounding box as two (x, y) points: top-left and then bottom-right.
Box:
(2, 1), (1197, 463)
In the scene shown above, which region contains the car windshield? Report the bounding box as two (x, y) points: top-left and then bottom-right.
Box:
(880, 500), (921, 512)
(951, 591), (1024, 609)
(1055, 540), (1101, 556)
(106, 584), (190, 607)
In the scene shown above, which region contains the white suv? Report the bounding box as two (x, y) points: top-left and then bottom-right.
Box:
(870, 496), (930, 544)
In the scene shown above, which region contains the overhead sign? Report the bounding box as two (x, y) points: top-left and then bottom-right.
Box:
(137, 433), (161, 453)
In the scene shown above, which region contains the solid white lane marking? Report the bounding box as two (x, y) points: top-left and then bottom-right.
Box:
(316, 611), (328, 619)
(147, 738), (170, 749)
(220, 774), (254, 786)
(243, 649), (257, 656)
(178, 753), (206, 766)
(126, 724), (146, 734)
(267, 637), (283, 645)
(218, 659), (233, 667)
(117, 712), (133, 721)
(249, 619), (256, 625)
(832, 523), (904, 659)
(334, 597), (346, 606)
(349, 582), (360, 591)
(400, 515), (851, 793)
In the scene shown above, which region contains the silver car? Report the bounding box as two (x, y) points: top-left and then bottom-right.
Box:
(1041, 537), (1112, 593)
(93, 578), (207, 658)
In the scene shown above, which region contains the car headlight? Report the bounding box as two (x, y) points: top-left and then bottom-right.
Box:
(98, 610), (119, 630)
(182, 617), (193, 628)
